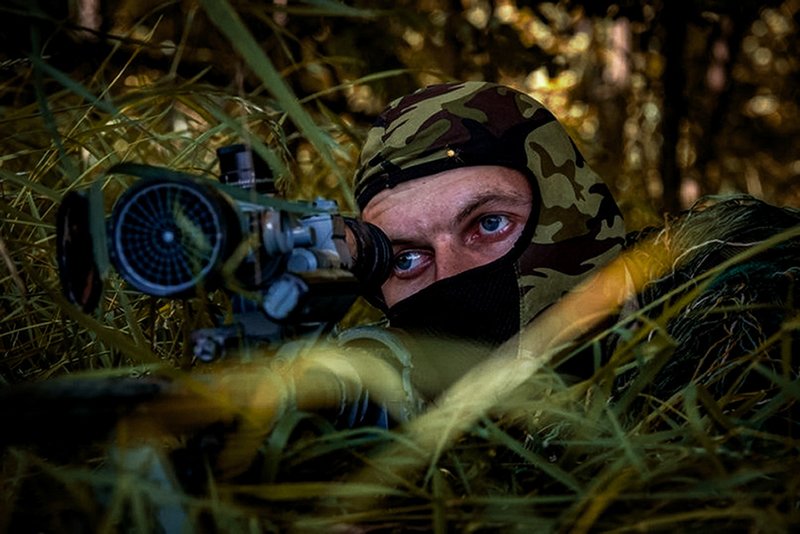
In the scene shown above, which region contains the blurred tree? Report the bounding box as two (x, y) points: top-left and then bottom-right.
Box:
(1, 0), (798, 214)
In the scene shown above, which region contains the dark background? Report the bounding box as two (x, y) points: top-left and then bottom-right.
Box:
(2, 0), (799, 219)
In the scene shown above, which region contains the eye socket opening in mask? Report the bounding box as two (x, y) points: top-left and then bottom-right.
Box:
(363, 166), (542, 313)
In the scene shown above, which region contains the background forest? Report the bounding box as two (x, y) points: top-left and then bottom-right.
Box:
(1, 0), (799, 532)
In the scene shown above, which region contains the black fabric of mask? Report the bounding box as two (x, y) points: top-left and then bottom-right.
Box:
(386, 257), (521, 348)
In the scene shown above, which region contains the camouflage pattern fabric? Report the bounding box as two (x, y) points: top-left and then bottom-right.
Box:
(353, 81), (626, 325)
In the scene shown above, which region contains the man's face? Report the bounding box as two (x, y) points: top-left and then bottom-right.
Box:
(362, 165), (533, 307)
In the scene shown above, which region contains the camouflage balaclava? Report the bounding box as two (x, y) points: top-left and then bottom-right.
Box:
(354, 81), (625, 347)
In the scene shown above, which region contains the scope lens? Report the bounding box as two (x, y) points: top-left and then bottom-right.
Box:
(110, 179), (232, 297)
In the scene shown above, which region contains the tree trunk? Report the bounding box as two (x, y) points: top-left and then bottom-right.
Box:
(659, 1), (687, 214)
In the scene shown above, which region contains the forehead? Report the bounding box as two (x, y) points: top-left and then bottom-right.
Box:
(362, 165), (531, 223)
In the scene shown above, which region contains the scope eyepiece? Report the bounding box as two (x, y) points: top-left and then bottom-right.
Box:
(343, 218), (393, 291)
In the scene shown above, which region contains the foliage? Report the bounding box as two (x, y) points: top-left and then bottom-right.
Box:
(1, 1), (799, 532)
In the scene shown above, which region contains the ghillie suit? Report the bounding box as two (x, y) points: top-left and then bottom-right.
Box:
(612, 195), (800, 434)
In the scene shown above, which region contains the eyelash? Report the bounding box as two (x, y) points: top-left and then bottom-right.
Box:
(392, 250), (430, 278)
(391, 213), (518, 278)
(467, 213), (515, 244)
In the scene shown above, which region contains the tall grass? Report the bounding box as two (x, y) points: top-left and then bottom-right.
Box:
(0, 1), (374, 378)
(1, 3), (799, 533)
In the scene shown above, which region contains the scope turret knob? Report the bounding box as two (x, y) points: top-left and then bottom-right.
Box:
(262, 274), (308, 321)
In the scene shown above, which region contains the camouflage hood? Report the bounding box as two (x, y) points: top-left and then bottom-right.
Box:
(354, 81), (625, 327)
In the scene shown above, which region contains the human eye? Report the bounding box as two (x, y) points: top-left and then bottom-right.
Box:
(477, 214), (511, 236)
(392, 250), (430, 279)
